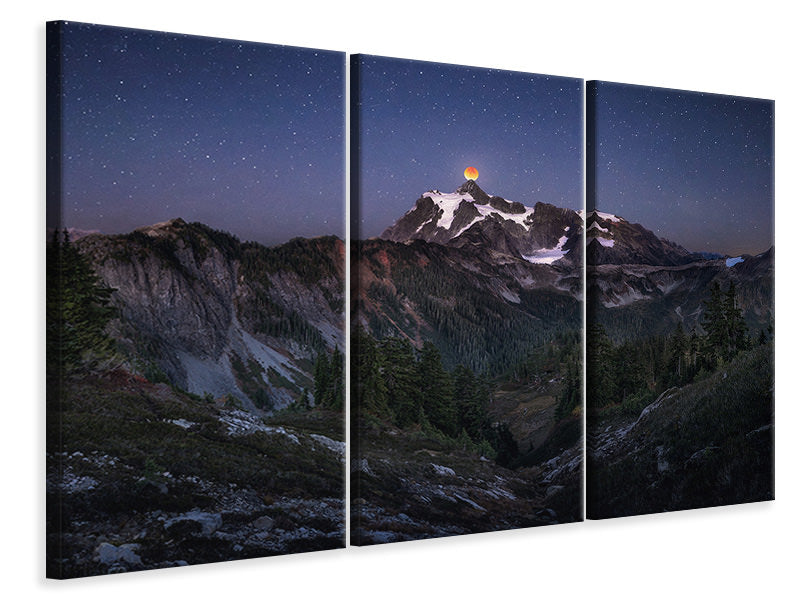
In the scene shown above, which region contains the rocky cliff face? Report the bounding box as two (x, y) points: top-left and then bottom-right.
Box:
(77, 219), (344, 411)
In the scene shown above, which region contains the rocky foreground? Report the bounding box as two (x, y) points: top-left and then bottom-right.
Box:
(47, 369), (345, 578)
(351, 412), (582, 545)
(587, 343), (774, 519)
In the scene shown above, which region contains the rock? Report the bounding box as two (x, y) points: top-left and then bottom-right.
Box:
(252, 515), (275, 531)
(656, 445), (670, 473)
(352, 459), (374, 476)
(164, 510), (222, 536)
(137, 477), (168, 494)
(431, 463), (456, 477)
(95, 542), (142, 566)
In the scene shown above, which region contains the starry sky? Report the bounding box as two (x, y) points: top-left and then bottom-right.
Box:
(58, 22), (345, 246)
(590, 81), (774, 256)
(353, 55), (583, 238)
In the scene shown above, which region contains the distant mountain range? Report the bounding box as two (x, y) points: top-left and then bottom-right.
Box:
(72, 184), (773, 401)
(586, 210), (773, 340)
(366, 178), (773, 354)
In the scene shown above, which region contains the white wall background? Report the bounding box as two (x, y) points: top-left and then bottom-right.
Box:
(5, 1), (797, 598)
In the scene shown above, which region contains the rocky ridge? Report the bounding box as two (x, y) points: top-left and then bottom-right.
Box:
(77, 219), (344, 411)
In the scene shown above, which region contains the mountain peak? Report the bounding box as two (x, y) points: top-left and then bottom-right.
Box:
(135, 217), (188, 237)
(455, 179), (491, 204)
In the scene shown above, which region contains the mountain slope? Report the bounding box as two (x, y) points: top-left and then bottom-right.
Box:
(586, 210), (694, 266)
(354, 237), (580, 374)
(588, 342), (774, 518)
(77, 219), (344, 411)
(360, 180), (584, 374)
(47, 367), (345, 577)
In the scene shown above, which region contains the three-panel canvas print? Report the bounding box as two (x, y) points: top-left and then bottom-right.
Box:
(47, 21), (774, 578)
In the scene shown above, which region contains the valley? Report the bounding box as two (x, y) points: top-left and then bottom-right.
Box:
(352, 179), (585, 541)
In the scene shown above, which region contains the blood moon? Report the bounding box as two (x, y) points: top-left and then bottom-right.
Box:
(464, 166), (479, 181)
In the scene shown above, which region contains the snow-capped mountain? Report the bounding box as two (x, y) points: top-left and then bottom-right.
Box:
(586, 210), (694, 266)
(381, 179), (583, 266)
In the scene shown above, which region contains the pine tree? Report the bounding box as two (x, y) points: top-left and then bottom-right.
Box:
(47, 229), (117, 389)
(379, 336), (420, 428)
(327, 346), (344, 411)
(555, 341), (581, 421)
(353, 327), (391, 420)
(452, 365), (491, 442)
(313, 351), (331, 406)
(416, 341), (455, 435)
(723, 282), (749, 358)
(666, 322), (688, 385)
(700, 281), (750, 366)
(701, 281), (726, 367)
(299, 388), (311, 411)
(587, 324), (615, 410)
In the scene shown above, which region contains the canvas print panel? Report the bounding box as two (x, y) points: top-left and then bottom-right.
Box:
(351, 55), (584, 544)
(586, 81), (774, 518)
(46, 22), (345, 578)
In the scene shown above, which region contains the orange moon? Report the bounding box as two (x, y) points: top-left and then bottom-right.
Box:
(464, 166), (479, 180)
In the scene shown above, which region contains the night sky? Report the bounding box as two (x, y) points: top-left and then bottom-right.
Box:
(591, 81), (774, 256)
(354, 56), (583, 238)
(58, 22), (345, 246)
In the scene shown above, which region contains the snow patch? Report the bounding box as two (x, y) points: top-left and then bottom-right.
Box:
(656, 280), (681, 295)
(726, 256), (744, 267)
(482, 486), (517, 501)
(523, 235), (569, 264)
(60, 468), (99, 493)
(596, 237), (615, 248)
(602, 286), (647, 308)
(452, 492), (486, 512)
(219, 409), (300, 443)
(591, 210), (621, 222)
(588, 221), (610, 233)
(498, 286), (521, 303)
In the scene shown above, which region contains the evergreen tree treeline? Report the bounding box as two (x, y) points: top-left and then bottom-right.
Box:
(588, 280), (762, 414)
(353, 327), (518, 466)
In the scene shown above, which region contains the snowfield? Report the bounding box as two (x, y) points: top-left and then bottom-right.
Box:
(420, 190), (536, 236)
